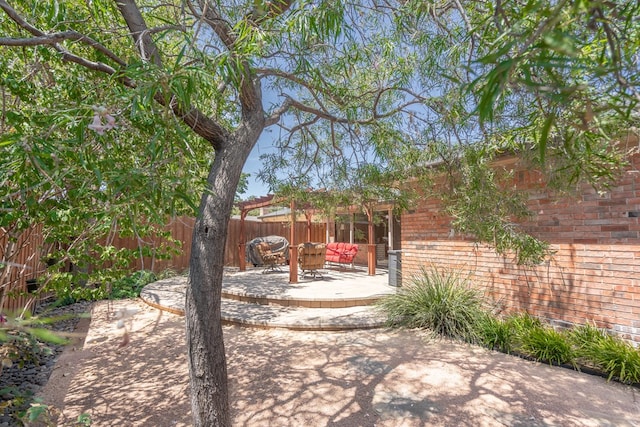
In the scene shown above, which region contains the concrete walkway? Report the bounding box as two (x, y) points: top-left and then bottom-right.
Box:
(131, 269), (640, 426)
(43, 299), (640, 427)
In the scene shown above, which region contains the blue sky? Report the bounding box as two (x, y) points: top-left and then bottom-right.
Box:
(242, 130), (277, 198)
(242, 146), (269, 198)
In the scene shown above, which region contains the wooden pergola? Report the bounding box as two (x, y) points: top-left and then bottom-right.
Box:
(237, 194), (393, 284)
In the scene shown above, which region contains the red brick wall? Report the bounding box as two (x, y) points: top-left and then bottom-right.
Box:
(401, 154), (640, 345)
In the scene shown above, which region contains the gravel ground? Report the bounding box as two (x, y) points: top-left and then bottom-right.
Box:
(0, 301), (92, 426)
(33, 299), (640, 427)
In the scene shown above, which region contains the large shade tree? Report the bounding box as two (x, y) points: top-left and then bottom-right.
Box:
(0, 0), (433, 424)
(1, 0), (639, 425)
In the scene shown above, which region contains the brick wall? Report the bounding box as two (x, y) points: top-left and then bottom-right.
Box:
(400, 154), (640, 345)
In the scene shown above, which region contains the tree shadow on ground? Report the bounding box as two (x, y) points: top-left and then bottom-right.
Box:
(225, 327), (638, 427)
(56, 300), (639, 427)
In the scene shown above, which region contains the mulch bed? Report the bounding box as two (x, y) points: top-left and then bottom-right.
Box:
(0, 301), (92, 426)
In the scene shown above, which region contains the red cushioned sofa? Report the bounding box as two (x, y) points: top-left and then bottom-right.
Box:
(325, 242), (359, 266)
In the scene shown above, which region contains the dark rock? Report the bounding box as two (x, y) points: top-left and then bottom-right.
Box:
(0, 301), (91, 426)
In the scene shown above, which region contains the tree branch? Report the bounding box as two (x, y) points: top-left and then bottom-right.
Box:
(592, 6), (640, 103)
(0, 0), (229, 150)
(270, 86), (430, 130)
(0, 1), (123, 75)
(284, 96), (347, 123)
(256, 68), (346, 107)
(115, 0), (163, 67)
(177, 105), (230, 150)
(259, 69), (433, 122)
(113, 1), (230, 146)
(189, 1), (261, 116)
(372, 87), (429, 119)
(287, 116), (321, 136)
(265, 97), (293, 126)
(0, 0), (42, 36)
(517, 0), (569, 58)
(0, 30), (126, 67)
(189, 1), (236, 49)
(250, 0), (295, 24)
(148, 24), (188, 35)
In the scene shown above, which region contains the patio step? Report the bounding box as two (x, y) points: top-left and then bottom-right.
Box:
(221, 287), (382, 308)
(220, 299), (386, 331)
(140, 269), (395, 331)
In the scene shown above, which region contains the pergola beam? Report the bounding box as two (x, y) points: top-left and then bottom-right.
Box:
(365, 204), (376, 276)
(289, 199), (298, 283)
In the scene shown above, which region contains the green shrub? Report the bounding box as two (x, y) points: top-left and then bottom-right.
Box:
(48, 269), (163, 304)
(519, 325), (576, 367)
(45, 272), (110, 305)
(475, 314), (640, 385)
(108, 270), (157, 300)
(568, 322), (640, 384)
(477, 314), (516, 353)
(507, 312), (542, 334)
(580, 333), (640, 384)
(376, 267), (487, 342)
(568, 322), (608, 363)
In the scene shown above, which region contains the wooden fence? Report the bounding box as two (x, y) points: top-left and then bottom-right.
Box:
(1, 217), (326, 311)
(111, 216), (197, 274)
(225, 218), (326, 266)
(110, 216), (326, 271)
(0, 224), (46, 313)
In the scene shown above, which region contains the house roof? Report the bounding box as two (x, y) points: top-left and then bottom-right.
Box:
(257, 208), (327, 223)
(257, 207), (297, 223)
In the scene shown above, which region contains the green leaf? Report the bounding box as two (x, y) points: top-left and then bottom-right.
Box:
(538, 113), (555, 164)
(0, 133), (21, 147)
(29, 328), (68, 345)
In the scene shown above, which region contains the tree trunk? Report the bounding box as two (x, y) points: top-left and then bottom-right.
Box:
(185, 118), (263, 426)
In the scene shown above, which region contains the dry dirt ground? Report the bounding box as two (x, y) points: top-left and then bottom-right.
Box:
(37, 299), (639, 427)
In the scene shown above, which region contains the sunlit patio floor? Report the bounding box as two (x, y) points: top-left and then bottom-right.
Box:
(140, 265), (399, 330)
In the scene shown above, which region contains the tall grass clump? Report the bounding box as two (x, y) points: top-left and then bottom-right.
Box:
(588, 336), (640, 384)
(519, 325), (576, 367)
(477, 314), (516, 353)
(376, 267), (487, 342)
(569, 322), (608, 360)
(507, 312), (542, 334)
(570, 323), (640, 384)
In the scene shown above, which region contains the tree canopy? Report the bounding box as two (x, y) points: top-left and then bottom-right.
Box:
(0, 1), (216, 302)
(1, 0), (639, 424)
(260, 0), (640, 263)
